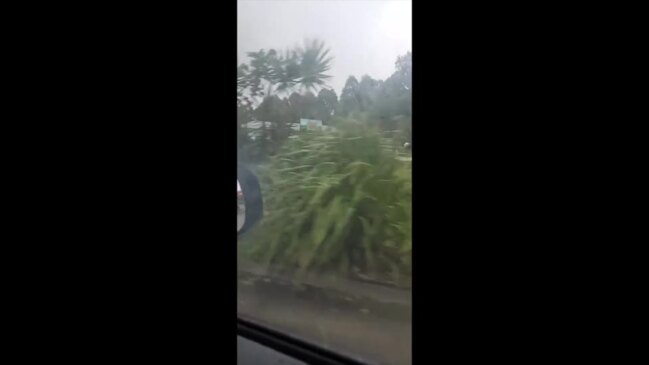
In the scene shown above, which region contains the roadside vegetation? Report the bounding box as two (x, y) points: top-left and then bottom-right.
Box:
(238, 40), (411, 288)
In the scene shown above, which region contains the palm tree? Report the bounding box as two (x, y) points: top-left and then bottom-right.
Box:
(272, 49), (300, 95)
(297, 39), (333, 92)
(238, 41), (335, 160)
(241, 40), (333, 104)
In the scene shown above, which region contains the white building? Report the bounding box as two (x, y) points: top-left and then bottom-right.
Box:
(244, 120), (301, 140)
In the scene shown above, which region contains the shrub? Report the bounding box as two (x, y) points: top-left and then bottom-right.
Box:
(240, 123), (411, 287)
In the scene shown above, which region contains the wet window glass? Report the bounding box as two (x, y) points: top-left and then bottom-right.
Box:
(237, 1), (412, 364)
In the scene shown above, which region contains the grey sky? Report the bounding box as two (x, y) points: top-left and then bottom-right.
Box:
(238, 0), (411, 96)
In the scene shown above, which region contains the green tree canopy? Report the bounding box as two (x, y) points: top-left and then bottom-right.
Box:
(316, 88), (338, 122)
(238, 39), (334, 105)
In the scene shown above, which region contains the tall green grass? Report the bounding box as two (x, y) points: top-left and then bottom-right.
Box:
(240, 124), (411, 287)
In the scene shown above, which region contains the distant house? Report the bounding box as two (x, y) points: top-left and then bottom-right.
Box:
(243, 119), (326, 140)
(245, 121), (300, 131)
(244, 121), (273, 141)
(299, 118), (323, 131)
(245, 121), (273, 129)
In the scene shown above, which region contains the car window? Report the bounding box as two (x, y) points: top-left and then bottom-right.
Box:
(237, 1), (412, 364)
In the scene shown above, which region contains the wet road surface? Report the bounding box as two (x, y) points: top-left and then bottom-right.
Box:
(238, 270), (411, 365)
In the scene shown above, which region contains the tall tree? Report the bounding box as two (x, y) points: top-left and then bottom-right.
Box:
(334, 52), (411, 142)
(316, 88), (338, 122)
(288, 92), (304, 122)
(339, 76), (361, 116)
(253, 95), (293, 154)
(296, 39), (333, 92)
(238, 39), (335, 160)
(299, 91), (320, 120)
(239, 39), (334, 105)
(394, 51), (412, 91)
(358, 75), (380, 112)
(373, 52), (412, 140)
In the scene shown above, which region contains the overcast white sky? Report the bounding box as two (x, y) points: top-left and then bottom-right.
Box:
(238, 0), (411, 96)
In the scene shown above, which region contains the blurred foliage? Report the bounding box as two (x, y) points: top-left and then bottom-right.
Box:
(338, 52), (412, 141)
(238, 47), (412, 288)
(238, 39), (338, 162)
(240, 124), (411, 287)
(237, 39), (333, 104)
(238, 42), (411, 156)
